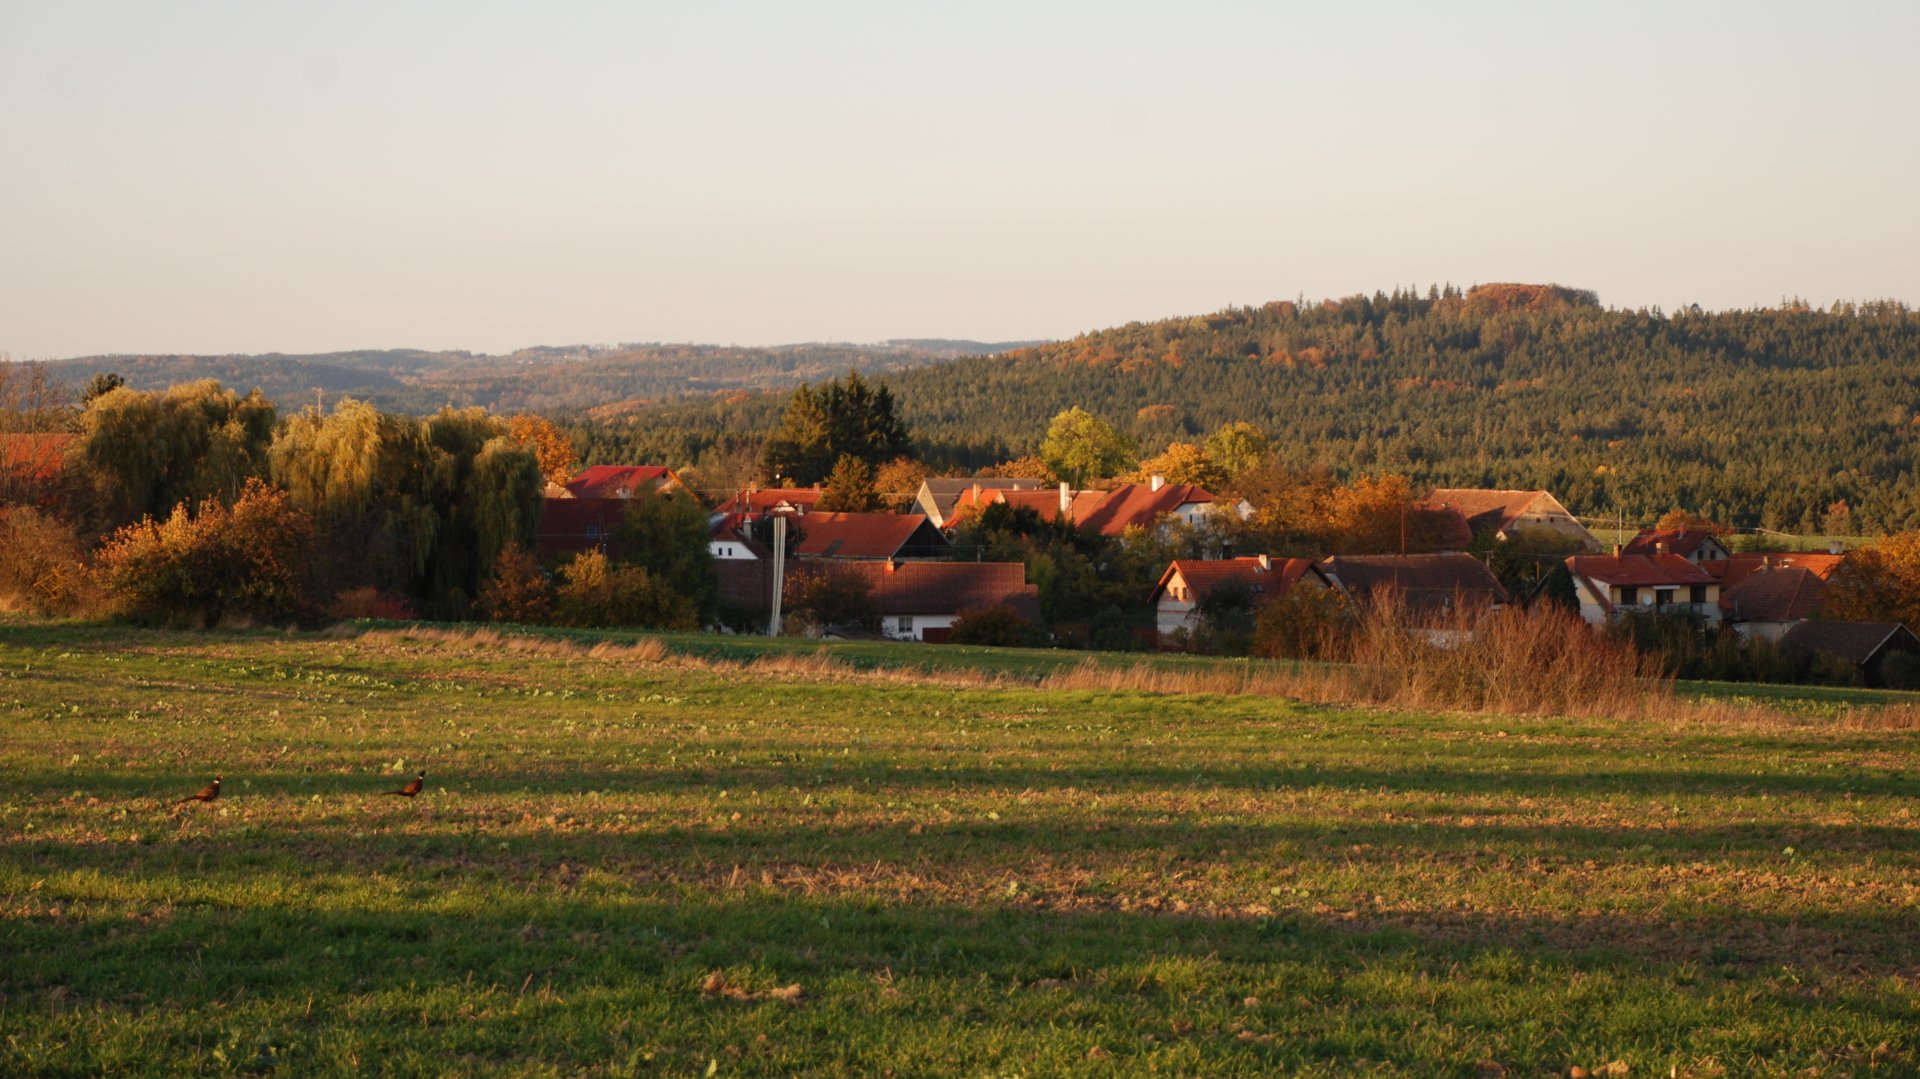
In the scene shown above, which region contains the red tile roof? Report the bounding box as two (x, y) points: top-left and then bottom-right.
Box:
(1623, 528), (1726, 558)
(1778, 621), (1920, 668)
(791, 512), (948, 560)
(1153, 557), (1320, 606)
(563, 465), (680, 499)
(1566, 553), (1714, 587)
(1721, 567), (1825, 623)
(1075, 483), (1214, 536)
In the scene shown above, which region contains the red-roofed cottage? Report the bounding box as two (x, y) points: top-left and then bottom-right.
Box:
(1566, 553), (1721, 625)
(1149, 556), (1325, 637)
(561, 465), (682, 500)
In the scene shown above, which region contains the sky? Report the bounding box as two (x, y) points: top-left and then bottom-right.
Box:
(2, 1), (1916, 359)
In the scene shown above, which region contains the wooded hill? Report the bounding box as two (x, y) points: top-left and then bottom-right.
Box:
(36, 341), (1037, 417)
(590, 285), (1920, 533)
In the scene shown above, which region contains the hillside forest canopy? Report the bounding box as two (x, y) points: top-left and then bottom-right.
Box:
(558, 285), (1920, 534)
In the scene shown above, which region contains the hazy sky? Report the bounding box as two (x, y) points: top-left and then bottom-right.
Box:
(3, 1), (1916, 359)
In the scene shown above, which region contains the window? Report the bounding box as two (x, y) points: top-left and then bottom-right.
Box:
(899, 616), (914, 633)
(1618, 586), (1638, 605)
(1690, 585), (1708, 604)
(1655, 588), (1675, 606)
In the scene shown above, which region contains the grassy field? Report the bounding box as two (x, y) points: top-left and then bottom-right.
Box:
(3, 623), (1919, 1076)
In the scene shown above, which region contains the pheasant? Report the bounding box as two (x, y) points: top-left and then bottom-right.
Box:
(387, 771), (426, 797)
(176, 775), (221, 804)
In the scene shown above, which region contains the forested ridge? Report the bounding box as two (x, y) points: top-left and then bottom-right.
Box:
(580, 285), (1920, 532)
(33, 341), (1033, 417)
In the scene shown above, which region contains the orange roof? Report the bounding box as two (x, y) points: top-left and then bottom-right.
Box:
(564, 465), (680, 499)
(1321, 553), (1510, 612)
(1075, 483), (1214, 536)
(1153, 557), (1319, 606)
(1704, 551), (1843, 589)
(791, 512), (947, 560)
(943, 486), (1103, 529)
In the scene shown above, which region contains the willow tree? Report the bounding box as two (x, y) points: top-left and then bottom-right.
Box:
(76, 380), (276, 524)
(271, 401), (541, 615)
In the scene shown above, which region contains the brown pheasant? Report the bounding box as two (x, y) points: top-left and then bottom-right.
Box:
(387, 771), (426, 797)
(176, 775), (221, 804)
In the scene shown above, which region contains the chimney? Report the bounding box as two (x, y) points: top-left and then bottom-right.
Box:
(1257, 554), (1271, 571)
(1829, 539), (1845, 555)
(1611, 543), (1623, 557)
(1655, 541), (1668, 556)
(1150, 473), (1166, 492)
(885, 558), (897, 574)
(1059, 481), (1071, 516)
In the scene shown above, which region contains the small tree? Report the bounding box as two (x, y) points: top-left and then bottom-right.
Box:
(614, 487), (720, 623)
(819, 454), (881, 512)
(872, 456), (930, 511)
(783, 565), (878, 632)
(506, 413), (579, 486)
(479, 543), (552, 624)
(1040, 407), (1135, 487)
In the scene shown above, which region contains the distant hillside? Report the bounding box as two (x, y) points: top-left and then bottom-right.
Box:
(594, 285), (1920, 533)
(38, 341), (1022, 415)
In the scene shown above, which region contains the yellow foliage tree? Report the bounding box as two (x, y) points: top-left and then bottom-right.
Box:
(507, 414), (579, 486)
(1823, 533), (1920, 628)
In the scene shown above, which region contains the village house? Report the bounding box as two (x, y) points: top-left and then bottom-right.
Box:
(535, 498), (633, 561)
(1565, 552), (1721, 625)
(946, 476), (1229, 536)
(1317, 553), (1510, 615)
(1719, 566), (1826, 641)
(1422, 488), (1601, 551)
(714, 486), (827, 518)
(716, 557), (1039, 642)
(557, 465), (681, 499)
(914, 477), (1051, 528)
(1623, 528), (1732, 564)
(1148, 555), (1324, 637)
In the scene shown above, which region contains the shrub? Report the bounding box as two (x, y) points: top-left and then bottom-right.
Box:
(948, 604), (1042, 647)
(478, 544), (552, 624)
(783, 565), (878, 633)
(0, 506), (100, 616)
(1252, 584), (1354, 660)
(553, 550), (697, 630)
(94, 478), (316, 626)
(329, 587), (420, 621)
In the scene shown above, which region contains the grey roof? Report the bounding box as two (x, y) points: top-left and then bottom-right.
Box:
(1777, 621), (1919, 666)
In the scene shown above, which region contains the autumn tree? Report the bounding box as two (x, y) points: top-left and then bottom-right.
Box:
(782, 564), (878, 632)
(979, 454), (1058, 484)
(94, 478), (316, 626)
(553, 549), (698, 630)
(819, 454), (881, 512)
(507, 413), (580, 486)
(1129, 442), (1224, 490)
(1824, 533), (1920, 628)
(1040, 407), (1135, 487)
(76, 380), (277, 525)
(0, 506), (98, 616)
(872, 456), (930, 511)
(1655, 509), (1729, 534)
(1202, 422), (1271, 482)
(479, 543), (552, 623)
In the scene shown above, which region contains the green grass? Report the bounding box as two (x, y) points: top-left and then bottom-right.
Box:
(3, 623), (1919, 1076)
